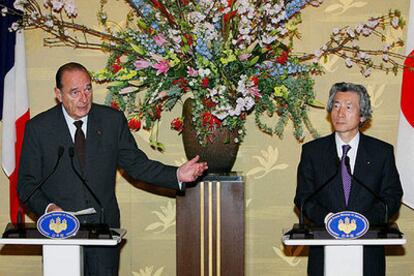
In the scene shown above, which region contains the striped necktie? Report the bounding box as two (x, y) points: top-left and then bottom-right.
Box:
(341, 144), (352, 206)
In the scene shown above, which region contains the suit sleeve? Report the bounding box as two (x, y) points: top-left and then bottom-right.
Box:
(363, 146), (403, 224)
(116, 113), (179, 190)
(294, 145), (331, 225)
(17, 121), (51, 216)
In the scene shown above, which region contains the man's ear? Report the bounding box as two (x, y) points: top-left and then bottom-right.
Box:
(54, 88), (63, 102)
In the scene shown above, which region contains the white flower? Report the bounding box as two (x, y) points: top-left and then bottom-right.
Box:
(345, 58), (353, 68)
(366, 19), (379, 29)
(309, 0), (323, 7)
(332, 28), (340, 35)
(346, 27), (355, 38)
(352, 40), (358, 48)
(13, 0), (27, 11)
(361, 67), (372, 77)
(50, 0), (64, 12)
(208, 88), (218, 97)
(261, 34), (277, 45)
(382, 54), (389, 62)
(44, 19), (54, 28)
(355, 24), (364, 34)
(361, 27), (372, 36)
(314, 49), (323, 58)
(188, 12), (205, 24)
(277, 26), (288, 36)
(391, 17), (400, 28)
(64, 0), (77, 17)
(244, 96), (255, 111)
(8, 22), (20, 31)
(199, 68), (211, 77)
(357, 51), (370, 61)
(1, 7), (8, 16)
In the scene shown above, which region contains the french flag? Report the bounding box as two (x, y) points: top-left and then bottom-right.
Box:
(1, 0), (30, 223)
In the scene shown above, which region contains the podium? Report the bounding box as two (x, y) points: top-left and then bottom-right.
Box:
(282, 224), (406, 276)
(176, 174), (245, 276)
(0, 223), (125, 276)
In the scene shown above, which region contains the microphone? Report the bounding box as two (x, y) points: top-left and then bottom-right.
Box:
(299, 160), (341, 227)
(68, 147), (105, 224)
(22, 146), (65, 204)
(345, 156), (389, 225)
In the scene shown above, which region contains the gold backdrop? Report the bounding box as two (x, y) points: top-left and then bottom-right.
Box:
(1, 0), (413, 275)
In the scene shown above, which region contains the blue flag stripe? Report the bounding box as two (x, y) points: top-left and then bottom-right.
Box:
(0, 0), (18, 121)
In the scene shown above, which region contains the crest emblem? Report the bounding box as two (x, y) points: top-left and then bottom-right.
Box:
(326, 211), (369, 239)
(37, 211), (80, 239)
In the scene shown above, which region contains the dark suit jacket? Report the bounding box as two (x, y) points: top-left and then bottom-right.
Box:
(294, 133), (403, 276)
(18, 103), (179, 228)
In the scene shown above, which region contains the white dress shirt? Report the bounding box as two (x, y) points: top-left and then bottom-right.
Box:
(335, 132), (360, 174)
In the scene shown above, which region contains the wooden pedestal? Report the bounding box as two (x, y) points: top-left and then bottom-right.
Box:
(177, 174), (244, 276)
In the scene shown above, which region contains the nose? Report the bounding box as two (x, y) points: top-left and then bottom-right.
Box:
(79, 91), (88, 102)
(337, 106), (346, 117)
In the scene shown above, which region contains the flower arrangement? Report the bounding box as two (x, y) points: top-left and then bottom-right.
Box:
(1, 0), (407, 150)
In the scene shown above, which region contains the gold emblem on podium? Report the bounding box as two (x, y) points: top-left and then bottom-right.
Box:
(337, 217), (357, 234)
(49, 217), (68, 234)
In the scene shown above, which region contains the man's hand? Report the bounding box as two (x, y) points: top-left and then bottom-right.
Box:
(177, 155), (208, 182)
(46, 203), (63, 213)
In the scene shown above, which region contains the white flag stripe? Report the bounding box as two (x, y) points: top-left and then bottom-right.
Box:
(397, 116), (414, 209)
(1, 31), (28, 176)
(396, 0), (414, 208)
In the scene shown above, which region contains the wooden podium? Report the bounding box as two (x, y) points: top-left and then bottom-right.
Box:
(282, 225), (406, 276)
(176, 174), (244, 276)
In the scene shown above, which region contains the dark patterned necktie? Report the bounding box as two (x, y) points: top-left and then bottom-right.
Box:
(341, 144), (352, 206)
(74, 120), (86, 168)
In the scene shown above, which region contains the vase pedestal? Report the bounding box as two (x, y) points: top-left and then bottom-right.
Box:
(176, 173), (245, 276)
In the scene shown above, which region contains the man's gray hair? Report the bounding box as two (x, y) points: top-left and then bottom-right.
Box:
(326, 82), (372, 122)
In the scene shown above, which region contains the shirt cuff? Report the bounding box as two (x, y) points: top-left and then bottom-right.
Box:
(324, 212), (334, 224)
(176, 169), (183, 190)
(45, 203), (54, 214)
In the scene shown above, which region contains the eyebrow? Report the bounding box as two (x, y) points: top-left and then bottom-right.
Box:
(69, 83), (92, 92)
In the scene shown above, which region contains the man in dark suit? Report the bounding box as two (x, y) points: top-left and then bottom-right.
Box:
(294, 82), (403, 276)
(17, 62), (208, 276)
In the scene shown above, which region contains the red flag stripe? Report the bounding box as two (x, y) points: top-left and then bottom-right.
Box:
(9, 110), (30, 222)
(401, 50), (414, 128)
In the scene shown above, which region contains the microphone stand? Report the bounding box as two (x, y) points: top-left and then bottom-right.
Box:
(344, 157), (388, 225)
(299, 164), (340, 227)
(289, 164), (341, 238)
(6, 147), (64, 238)
(22, 147), (65, 205)
(344, 157), (402, 238)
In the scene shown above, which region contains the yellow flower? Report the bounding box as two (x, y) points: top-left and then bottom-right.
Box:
(93, 68), (111, 81)
(274, 85), (289, 99)
(166, 51), (180, 67)
(220, 49), (237, 64)
(115, 68), (138, 80)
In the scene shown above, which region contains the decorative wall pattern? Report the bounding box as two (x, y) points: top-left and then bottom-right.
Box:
(1, 0), (413, 275)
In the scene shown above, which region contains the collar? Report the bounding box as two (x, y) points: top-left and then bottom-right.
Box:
(61, 104), (88, 125)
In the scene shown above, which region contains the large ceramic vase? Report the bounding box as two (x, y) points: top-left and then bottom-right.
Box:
(182, 98), (239, 173)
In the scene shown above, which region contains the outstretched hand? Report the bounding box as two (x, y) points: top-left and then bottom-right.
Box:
(177, 155), (208, 182)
